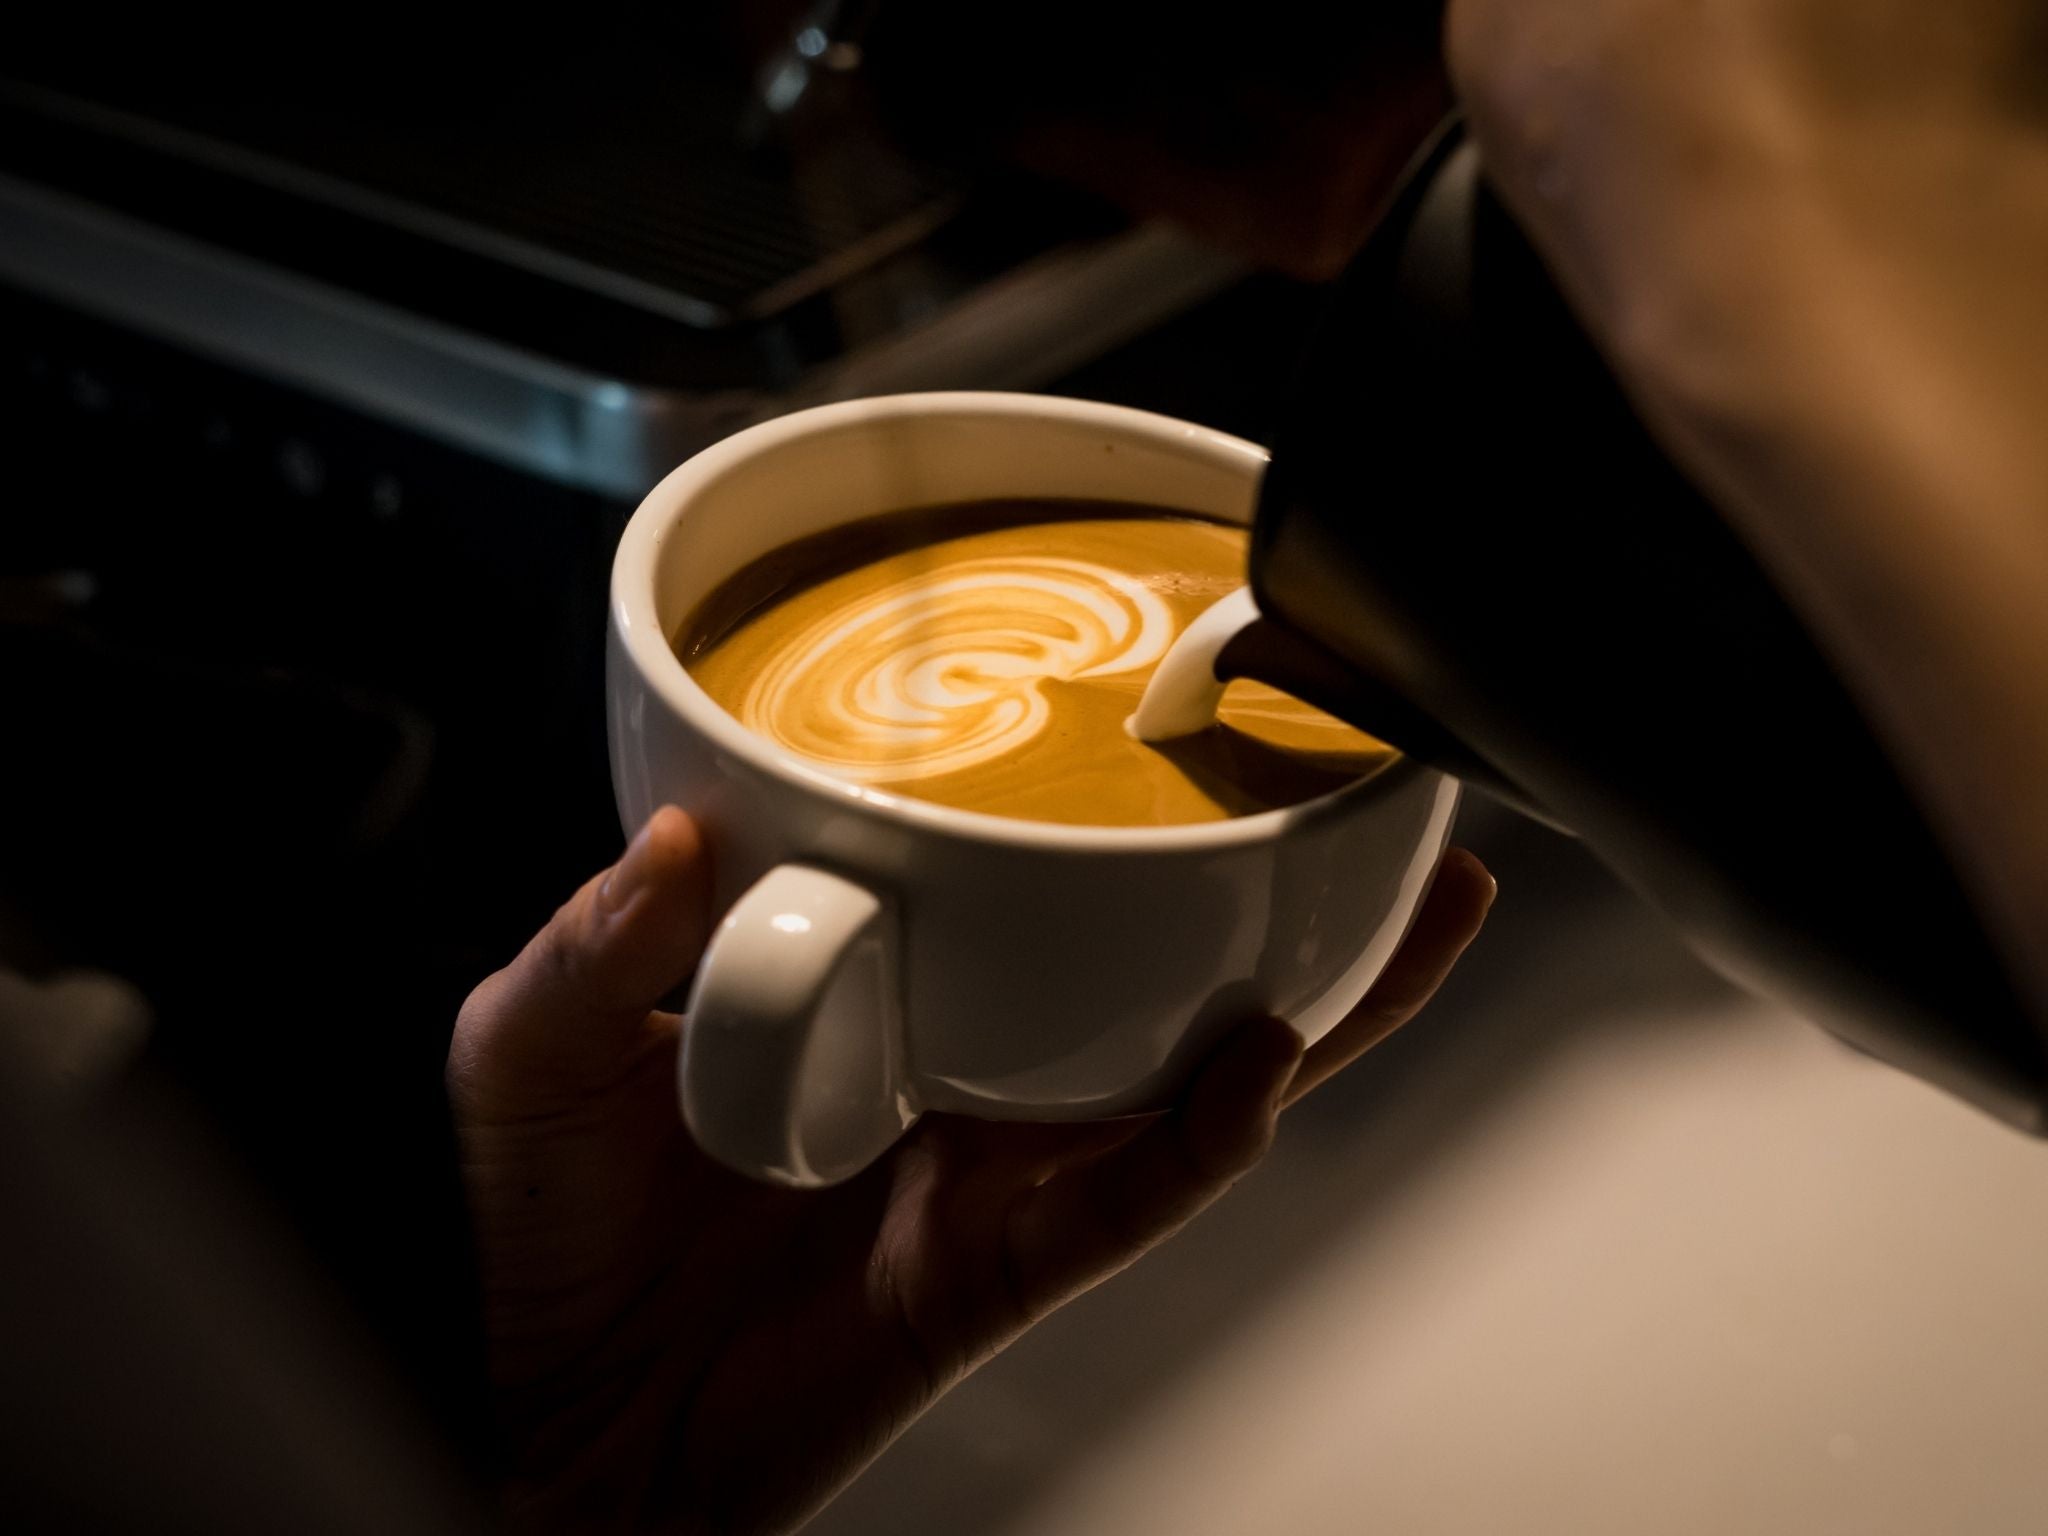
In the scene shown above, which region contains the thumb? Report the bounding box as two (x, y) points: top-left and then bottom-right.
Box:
(450, 807), (712, 1095)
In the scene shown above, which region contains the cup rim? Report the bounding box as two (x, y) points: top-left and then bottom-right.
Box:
(612, 391), (1424, 854)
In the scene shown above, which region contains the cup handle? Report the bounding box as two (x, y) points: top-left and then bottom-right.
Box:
(680, 863), (916, 1188)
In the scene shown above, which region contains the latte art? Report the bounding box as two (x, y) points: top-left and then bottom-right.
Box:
(738, 558), (1176, 782)
(682, 505), (1394, 827)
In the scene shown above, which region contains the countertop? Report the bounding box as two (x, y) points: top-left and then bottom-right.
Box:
(807, 801), (2048, 1536)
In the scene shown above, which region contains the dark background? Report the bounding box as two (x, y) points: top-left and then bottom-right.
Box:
(0, 26), (1343, 1498)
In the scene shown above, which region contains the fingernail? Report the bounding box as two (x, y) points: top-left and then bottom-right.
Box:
(1449, 847), (1499, 908)
(598, 820), (659, 916)
(1470, 854), (1499, 902)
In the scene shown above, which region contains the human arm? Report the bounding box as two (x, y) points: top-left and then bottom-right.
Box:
(1446, 0), (2048, 1006)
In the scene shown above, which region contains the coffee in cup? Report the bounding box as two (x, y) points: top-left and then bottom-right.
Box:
(676, 499), (1393, 827)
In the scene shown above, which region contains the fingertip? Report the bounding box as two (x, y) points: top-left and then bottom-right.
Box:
(1436, 846), (1498, 924)
(643, 803), (703, 861)
(1443, 844), (1494, 892)
(600, 806), (708, 917)
(1182, 1015), (1305, 1174)
(574, 808), (712, 1001)
(1203, 1015), (1307, 1098)
(636, 805), (707, 898)
(467, 810), (712, 1070)
(1241, 1014), (1308, 1080)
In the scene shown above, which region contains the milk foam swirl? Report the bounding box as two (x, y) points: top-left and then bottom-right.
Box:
(737, 557), (1176, 782)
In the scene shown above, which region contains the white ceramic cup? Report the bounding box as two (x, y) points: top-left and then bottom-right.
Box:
(609, 393), (1459, 1187)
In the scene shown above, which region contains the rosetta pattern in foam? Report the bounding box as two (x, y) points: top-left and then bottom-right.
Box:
(737, 557), (1175, 782)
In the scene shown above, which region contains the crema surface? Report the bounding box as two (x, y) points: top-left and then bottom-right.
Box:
(680, 507), (1394, 827)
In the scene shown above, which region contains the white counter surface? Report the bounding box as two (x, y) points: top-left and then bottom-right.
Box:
(808, 807), (2048, 1536)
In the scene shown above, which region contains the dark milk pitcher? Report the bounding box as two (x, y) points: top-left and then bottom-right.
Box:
(1172, 121), (2047, 1132)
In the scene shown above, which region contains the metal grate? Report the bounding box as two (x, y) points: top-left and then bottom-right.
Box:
(3, 63), (964, 329)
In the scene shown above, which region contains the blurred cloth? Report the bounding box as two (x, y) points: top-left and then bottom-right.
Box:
(0, 1012), (488, 1536)
(860, 0), (1453, 274)
(0, 613), (493, 1512)
(0, 964), (151, 1090)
